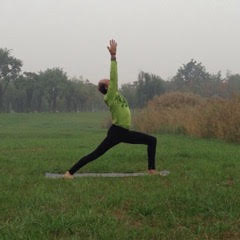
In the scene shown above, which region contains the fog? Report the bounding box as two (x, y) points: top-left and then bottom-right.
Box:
(1, 0), (239, 84)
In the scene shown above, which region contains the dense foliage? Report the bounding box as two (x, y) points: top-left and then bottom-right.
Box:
(0, 48), (240, 112)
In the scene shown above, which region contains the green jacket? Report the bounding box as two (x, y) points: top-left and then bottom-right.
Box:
(104, 60), (131, 129)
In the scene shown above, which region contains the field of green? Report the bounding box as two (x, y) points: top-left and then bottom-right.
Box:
(0, 112), (240, 240)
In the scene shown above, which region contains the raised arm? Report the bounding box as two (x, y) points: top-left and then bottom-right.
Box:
(106, 40), (118, 99)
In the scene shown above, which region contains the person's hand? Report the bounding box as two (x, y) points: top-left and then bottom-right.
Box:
(107, 39), (117, 56)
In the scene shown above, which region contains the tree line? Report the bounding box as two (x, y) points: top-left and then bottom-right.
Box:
(121, 60), (240, 108)
(1, 48), (240, 112)
(0, 48), (105, 112)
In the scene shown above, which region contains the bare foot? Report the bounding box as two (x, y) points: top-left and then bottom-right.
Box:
(148, 169), (159, 175)
(63, 171), (74, 179)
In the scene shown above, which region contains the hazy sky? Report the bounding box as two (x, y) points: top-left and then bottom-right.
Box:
(1, 0), (239, 85)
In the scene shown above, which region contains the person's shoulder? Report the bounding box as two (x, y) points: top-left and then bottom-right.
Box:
(105, 90), (118, 99)
(104, 94), (108, 102)
(104, 94), (111, 104)
(104, 91), (118, 105)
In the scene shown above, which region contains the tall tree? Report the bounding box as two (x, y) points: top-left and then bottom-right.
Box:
(0, 48), (22, 111)
(39, 68), (68, 112)
(172, 59), (212, 96)
(136, 71), (166, 107)
(12, 72), (39, 112)
(227, 74), (240, 96)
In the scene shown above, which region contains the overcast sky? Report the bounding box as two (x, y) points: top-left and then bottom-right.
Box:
(1, 0), (239, 85)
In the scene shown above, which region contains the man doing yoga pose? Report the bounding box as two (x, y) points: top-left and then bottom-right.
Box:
(64, 40), (157, 179)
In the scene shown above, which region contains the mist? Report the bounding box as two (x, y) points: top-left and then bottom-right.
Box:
(1, 0), (239, 84)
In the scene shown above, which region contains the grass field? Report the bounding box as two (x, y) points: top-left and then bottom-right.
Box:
(0, 112), (240, 240)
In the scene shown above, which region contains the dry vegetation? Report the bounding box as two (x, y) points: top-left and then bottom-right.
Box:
(133, 92), (240, 143)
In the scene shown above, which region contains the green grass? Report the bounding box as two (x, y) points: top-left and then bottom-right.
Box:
(0, 112), (240, 240)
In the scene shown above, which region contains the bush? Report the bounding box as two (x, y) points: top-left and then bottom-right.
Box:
(133, 92), (240, 143)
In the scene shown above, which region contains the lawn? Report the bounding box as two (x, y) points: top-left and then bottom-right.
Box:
(0, 112), (239, 240)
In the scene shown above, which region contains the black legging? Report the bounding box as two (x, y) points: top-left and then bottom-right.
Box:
(69, 124), (157, 175)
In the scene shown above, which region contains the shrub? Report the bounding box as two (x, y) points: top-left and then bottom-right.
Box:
(133, 92), (240, 143)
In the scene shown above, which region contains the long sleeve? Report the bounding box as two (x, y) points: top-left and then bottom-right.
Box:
(105, 60), (118, 101)
(103, 59), (131, 129)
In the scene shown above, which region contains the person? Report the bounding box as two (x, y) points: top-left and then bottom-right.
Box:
(64, 39), (157, 179)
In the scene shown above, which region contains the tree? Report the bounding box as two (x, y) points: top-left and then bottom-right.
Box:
(227, 74), (240, 96)
(39, 68), (68, 112)
(136, 71), (166, 107)
(207, 71), (224, 97)
(172, 59), (210, 96)
(0, 48), (22, 111)
(11, 72), (39, 112)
